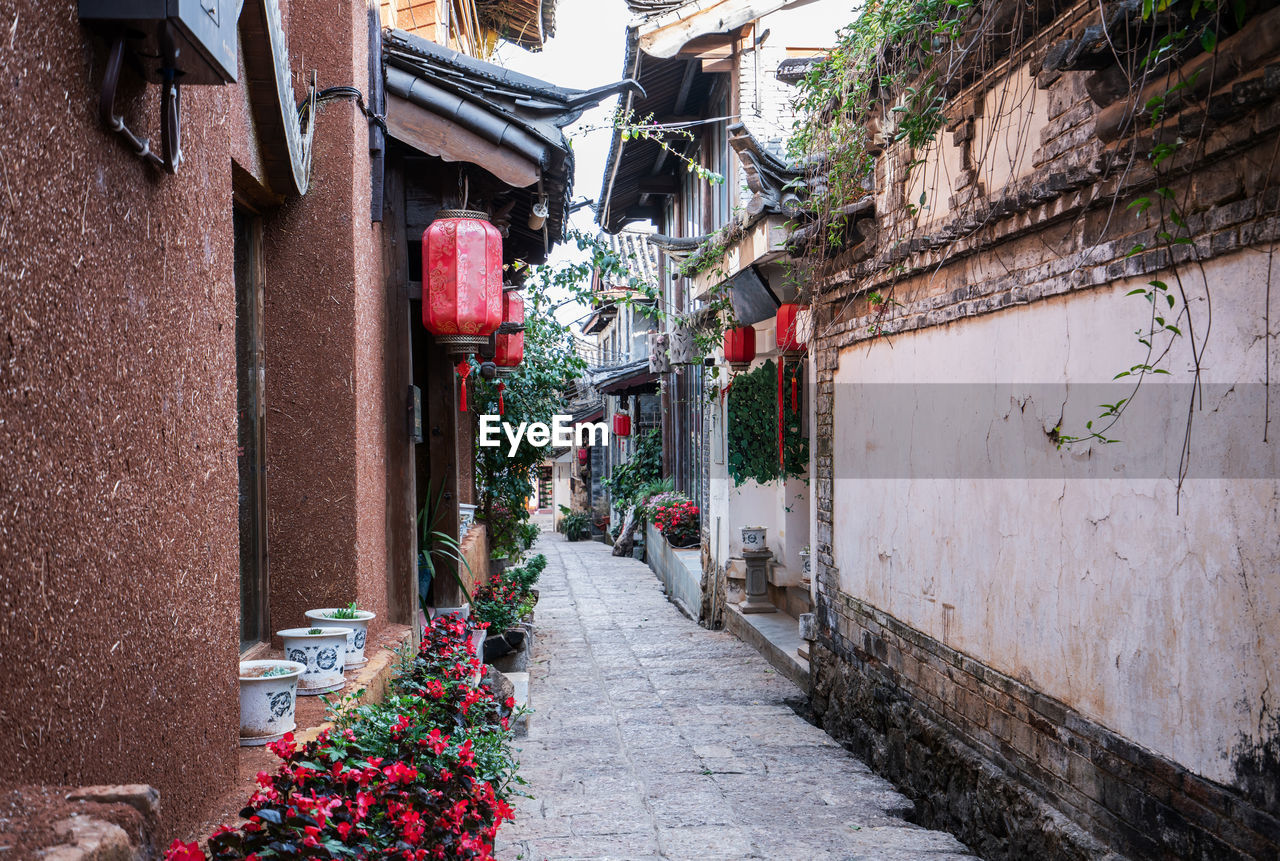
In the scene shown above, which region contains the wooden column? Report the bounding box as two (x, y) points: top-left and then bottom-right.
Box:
(381, 161), (416, 626)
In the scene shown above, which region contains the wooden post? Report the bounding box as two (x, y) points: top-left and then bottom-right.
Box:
(381, 160), (416, 626)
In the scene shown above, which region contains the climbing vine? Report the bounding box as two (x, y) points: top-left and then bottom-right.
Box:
(726, 360), (808, 486)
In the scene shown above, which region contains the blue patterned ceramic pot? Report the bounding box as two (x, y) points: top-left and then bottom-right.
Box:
(304, 609), (376, 668)
(239, 659), (306, 746)
(277, 627), (347, 695)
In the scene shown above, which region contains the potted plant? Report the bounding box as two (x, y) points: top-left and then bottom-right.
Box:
(418, 482), (475, 633)
(305, 602), (376, 668)
(238, 659), (306, 746)
(741, 525), (767, 550)
(459, 503), (478, 539)
(649, 493), (700, 548)
(277, 627), (348, 695)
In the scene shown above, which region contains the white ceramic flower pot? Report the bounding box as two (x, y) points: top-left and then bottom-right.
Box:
(304, 609), (376, 669)
(799, 549), (811, 578)
(433, 603), (470, 622)
(278, 627), (348, 695)
(741, 526), (767, 550)
(459, 504), (477, 539)
(469, 625), (486, 665)
(239, 659), (306, 746)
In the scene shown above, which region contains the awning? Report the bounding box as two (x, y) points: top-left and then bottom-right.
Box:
(384, 29), (642, 261)
(591, 358), (659, 395)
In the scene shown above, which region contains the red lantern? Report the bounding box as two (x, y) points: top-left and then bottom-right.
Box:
(613, 413), (632, 437)
(577, 448), (589, 464)
(775, 303), (807, 354)
(495, 290), (525, 370)
(723, 325), (756, 369)
(422, 210), (503, 354)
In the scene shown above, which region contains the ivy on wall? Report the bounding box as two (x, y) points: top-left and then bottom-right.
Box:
(726, 360), (808, 486)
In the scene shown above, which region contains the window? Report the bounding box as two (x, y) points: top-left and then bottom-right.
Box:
(234, 209), (270, 650)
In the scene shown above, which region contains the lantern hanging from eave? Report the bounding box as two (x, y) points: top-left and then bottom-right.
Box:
(613, 412), (632, 437)
(492, 288), (524, 415)
(775, 303), (808, 354)
(494, 289), (525, 370)
(723, 325), (756, 370)
(422, 209), (504, 355)
(577, 448), (589, 464)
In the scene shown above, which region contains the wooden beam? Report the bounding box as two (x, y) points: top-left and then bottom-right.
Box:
(701, 58), (733, 74)
(386, 93), (540, 189)
(638, 175), (680, 194)
(638, 0), (794, 59)
(672, 58), (698, 116)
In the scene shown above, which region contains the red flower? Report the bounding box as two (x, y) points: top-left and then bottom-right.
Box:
(164, 840), (206, 861)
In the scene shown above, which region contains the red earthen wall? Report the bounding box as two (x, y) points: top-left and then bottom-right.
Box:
(0, 0), (392, 838)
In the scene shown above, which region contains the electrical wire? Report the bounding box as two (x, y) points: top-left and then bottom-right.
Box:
(298, 85), (387, 133)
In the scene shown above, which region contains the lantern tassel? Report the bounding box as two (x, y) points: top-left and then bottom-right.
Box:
(777, 359), (784, 471)
(455, 360), (471, 413)
(497, 382), (505, 415)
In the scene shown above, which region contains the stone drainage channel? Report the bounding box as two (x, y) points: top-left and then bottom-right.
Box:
(497, 533), (978, 861)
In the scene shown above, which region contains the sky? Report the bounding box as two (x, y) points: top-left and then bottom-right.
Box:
(493, 0), (635, 333)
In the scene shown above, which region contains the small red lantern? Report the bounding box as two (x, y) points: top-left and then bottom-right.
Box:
(422, 210), (503, 355)
(495, 289), (525, 371)
(577, 448), (589, 464)
(774, 303), (808, 468)
(775, 303), (807, 354)
(723, 325), (756, 369)
(613, 413), (632, 437)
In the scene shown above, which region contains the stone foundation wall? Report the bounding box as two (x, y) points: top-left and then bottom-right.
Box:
(810, 598), (1280, 860)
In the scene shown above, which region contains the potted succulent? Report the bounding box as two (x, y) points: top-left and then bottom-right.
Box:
(277, 627), (348, 695)
(305, 602), (376, 669)
(741, 525), (768, 550)
(238, 659), (306, 746)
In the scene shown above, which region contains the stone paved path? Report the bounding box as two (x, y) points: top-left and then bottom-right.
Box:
(497, 533), (978, 861)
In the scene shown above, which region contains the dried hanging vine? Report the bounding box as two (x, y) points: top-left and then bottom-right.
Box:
(781, 0), (1273, 497)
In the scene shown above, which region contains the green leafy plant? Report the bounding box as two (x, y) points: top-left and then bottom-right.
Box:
(602, 428), (665, 508)
(556, 506), (592, 542)
(327, 601), (360, 620)
(727, 360), (808, 486)
(475, 286), (587, 560)
(418, 482), (473, 611)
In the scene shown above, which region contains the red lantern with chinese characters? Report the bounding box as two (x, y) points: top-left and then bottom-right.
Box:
(613, 413), (632, 437)
(494, 289), (525, 371)
(577, 448), (589, 464)
(723, 325), (756, 369)
(422, 210), (503, 354)
(775, 303), (807, 354)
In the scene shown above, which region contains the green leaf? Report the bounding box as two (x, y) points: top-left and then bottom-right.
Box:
(1201, 29), (1217, 52)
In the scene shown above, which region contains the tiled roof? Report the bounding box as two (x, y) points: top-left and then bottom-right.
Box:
(600, 230), (661, 289)
(624, 0), (689, 17)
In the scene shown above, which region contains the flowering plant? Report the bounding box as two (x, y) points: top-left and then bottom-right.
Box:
(650, 494), (700, 547)
(168, 615), (521, 860)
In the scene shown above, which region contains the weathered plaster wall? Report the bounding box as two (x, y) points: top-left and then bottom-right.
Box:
(830, 249), (1280, 788)
(0, 2), (240, 837)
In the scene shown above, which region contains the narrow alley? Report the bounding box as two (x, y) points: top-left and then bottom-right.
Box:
(498, 533), (977, 861)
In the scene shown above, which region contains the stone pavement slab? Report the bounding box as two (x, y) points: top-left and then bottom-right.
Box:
(497, 533), (977, 861)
